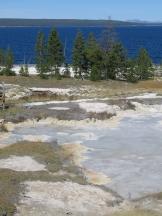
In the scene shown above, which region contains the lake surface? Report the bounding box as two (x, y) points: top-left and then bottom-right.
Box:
(0, 26), (162, 64)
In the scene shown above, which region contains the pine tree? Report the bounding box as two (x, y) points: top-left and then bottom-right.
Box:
(90, 65), (101, 81)
(0, 49), (5, 66)
(124, 59), (139, 83)
(0, 49), (5, 75)
(85, 33), (103, 80)
(72, 32), (86, 79)
(85, 33), (102, 67)
(104, 43), (127, 80)
(24, 64), (29, 76)
(19, 66), (25, 76)
(5, 49), (14, 69)
(101, 18), (116, 52)
(3, 48), (15, 76)
(136, 48), (154, 80)
(19, 64), (29, 77)
(101, 18), (118, 80)
(35, 32), (48, 78)
(47, 29), (64, 77)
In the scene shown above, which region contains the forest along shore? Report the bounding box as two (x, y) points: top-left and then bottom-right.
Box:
(10, 64), (162, 78)
(1, 80), (162, 215)
(12, 65), (75, 77)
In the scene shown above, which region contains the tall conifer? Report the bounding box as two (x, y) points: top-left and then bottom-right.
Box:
(136, 48), (153, 80)
(47, 29), (64, 76)
(72, 32), (86, 79)
(35, 32), (48, 78)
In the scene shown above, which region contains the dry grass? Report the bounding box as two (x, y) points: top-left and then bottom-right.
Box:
(0, 141), (86, 215)
(113, 209), (160, 216)
(1, 75), (162, 94)
(0, 76), (92, 88)
(1, 76), (162, 215)
(150, 192), (162, 200)
(135, 79), (162, 90)
(0, 106), (26, 120)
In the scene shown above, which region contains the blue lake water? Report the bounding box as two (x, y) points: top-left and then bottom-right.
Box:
(0, 26), (162, 64)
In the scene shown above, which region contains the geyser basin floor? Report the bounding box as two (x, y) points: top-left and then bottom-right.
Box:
(83, 115), (162, 199)
(2, 114), (162, 200)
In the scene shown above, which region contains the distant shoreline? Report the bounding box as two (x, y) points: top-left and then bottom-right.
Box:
(0, 18), (162, 27)
(1, 25), (162, 28)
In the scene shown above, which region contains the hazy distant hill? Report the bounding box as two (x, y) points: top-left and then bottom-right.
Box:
(0, 19), (161, 27)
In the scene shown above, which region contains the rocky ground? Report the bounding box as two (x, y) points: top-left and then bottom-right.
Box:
(1, 79), (162, 215)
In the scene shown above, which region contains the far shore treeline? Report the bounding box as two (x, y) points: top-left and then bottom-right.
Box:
(0, 24), (155, 83)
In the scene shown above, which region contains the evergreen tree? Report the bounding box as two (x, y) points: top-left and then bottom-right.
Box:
(19, 66), (25, 76)
(90, 65), (101, 81)
(136, 48), (154, 80)
(101, 18), (119, 80)
(35, 32), (48, 78)
(0, 49), (5, 66)
(85, 33), (97, 68)
(72, 32), (87, 79)
(101, 18), (116, 53)
(103, 43), (127, 80)
(24, 64), (29, 76)
(47, 29), (64, 76)
(124, 59), (139, 83)
(3, 48), (15, 76)
(85, 33), (102, 67)
(85, 33), (103, 80)
(0, 49), (5, 75)
(5, 49), (14, 69)
(19, 65), (29, 77)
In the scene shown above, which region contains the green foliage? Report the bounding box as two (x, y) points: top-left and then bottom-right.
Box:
(103, 43), (127, 80)
(55, 67), (62, 80)
(90, 65), (101, 81)
(5, 49), (14, 70)
(0, 28), (157, 84)
(136, 48), (154, 80)
(0, 49), (5, 66)
(85, 33), (103, 71)
(72, 32), (87, 78)
(47, 29), (64, 76)
(19, 65), (29, 77)
(0, 48), (16, 76)
(19, 66), (24, 76)
(84, 33), (103, 81)
(124, 59), (139, 83)
(35, 32), (49, 79)
(0, 49), (16, 76)
(0, 68), (15, 76)
(24, 64), (29, 76)
(85, 33), (97, 66)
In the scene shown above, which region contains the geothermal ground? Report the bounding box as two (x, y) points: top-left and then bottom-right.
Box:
(1, 78), (162, 216)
